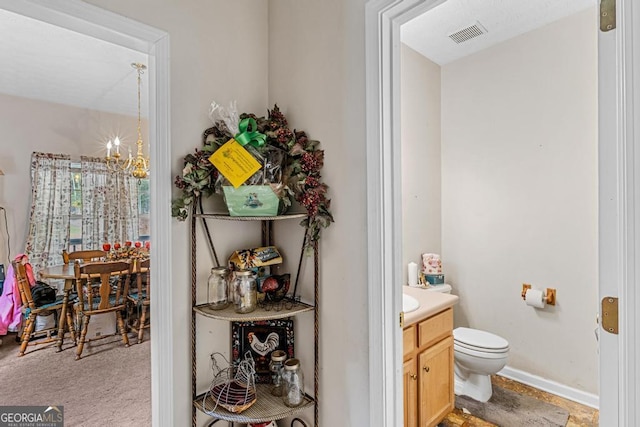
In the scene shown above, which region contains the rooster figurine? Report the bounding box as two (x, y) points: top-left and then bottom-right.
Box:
(247, 332), (280, 357)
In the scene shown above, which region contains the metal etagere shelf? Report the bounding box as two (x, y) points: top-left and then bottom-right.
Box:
(190, 205), (320, 427)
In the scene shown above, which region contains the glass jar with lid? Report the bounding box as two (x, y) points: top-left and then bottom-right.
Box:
(207, 267), (230, 310)
(282, 358), (305, 407)
(233, 269), (257, 314)
(269, 350), (287, 396)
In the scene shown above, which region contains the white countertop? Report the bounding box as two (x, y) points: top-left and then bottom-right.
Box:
(403, 285), (459, 327)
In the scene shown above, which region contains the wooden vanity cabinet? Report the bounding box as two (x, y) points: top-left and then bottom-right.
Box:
(403, 308), (454, 427)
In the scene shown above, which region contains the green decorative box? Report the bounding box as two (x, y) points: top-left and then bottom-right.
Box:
(222, 185), (285, 217)
(425, 274), (445, 285)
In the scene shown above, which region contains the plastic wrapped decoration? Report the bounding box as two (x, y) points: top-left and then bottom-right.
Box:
(207, 101), (292, 216)
(204, 352), (257, 414)
(208, 101), (288, 189)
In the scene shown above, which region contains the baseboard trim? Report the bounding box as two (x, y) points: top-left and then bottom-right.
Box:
(498, 366), (599, 409)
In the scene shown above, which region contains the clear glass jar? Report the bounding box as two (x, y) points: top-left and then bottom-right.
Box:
(207, 267), (229, 310)
(269, 350), (287, 397)
(233, 269), (257, 314)
(282, 358), (305, 407)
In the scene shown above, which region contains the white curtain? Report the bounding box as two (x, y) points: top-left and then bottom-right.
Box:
(80, 156), (139, 249)
(25, 152), (71, 271)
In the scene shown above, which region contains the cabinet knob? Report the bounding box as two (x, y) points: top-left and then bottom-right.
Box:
(423, 366), (430, 373)
(410, 373), (417, 381)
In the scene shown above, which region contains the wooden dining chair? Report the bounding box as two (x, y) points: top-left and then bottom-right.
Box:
(60, 249), (106, 347)
(13, 260), (76, 356)
(62, 249), (107, 264)
(127, 258), (150, 343)
(73, 260), (131, 360)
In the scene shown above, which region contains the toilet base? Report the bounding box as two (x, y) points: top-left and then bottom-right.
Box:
(454, 370), (493, 402)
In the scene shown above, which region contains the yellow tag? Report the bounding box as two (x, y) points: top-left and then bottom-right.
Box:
(209, 139), (261, 188)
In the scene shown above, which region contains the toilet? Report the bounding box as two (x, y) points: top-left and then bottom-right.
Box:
(426, 284), (510, 402)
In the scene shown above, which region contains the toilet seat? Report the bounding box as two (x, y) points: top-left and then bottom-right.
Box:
(454, 343), (509, 359)
(454, 327), (509, 352)
(455, 340), (509, 353)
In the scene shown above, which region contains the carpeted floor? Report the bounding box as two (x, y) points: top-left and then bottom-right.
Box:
(0, 332), (151, 427)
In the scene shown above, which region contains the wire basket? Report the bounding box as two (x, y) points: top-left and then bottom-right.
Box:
(204, 352), (257, 414)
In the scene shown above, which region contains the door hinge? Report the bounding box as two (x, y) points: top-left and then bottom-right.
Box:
(601, 297), (619, 334)
(600, 0), (616, 32)
(400, 311), (404, 329)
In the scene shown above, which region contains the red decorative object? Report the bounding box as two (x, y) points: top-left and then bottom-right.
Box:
(135, 241), (142, 248)
(114, 242), (121, 250)
(103, 243), (111, 252)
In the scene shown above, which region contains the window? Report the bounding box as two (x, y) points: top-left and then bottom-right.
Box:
(69, 163), (150, 251)
(137, 178), (150, 238)
(70, 166), (82, 250)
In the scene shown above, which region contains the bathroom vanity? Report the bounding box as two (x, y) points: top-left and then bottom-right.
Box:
(402, 287), (459, 427)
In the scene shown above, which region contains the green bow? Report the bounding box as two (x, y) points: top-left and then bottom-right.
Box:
(235, 118), (266, 148)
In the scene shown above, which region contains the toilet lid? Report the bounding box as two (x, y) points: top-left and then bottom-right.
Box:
(454, 327), (509, 351)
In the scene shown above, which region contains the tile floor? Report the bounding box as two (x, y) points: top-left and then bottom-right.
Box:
(441, 375), (599, 427)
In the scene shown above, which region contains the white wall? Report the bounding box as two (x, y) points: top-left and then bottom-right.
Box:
(0, 92), (146, 267)
(441, 8), (598, 393)
(401, 44), (441, 284)
(268, 0), (369, 425)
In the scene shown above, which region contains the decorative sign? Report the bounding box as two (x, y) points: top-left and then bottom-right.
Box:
(208, 138), (261, 188)
(231, 319), (294, 383)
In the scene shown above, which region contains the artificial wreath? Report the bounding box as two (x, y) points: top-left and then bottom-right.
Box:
(172, 103), (334, 247)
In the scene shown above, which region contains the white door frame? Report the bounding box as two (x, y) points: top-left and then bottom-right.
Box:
(0, 1), (173, 426)
(599, 1), (640, 425)
(365, 0), (640, 426)
(365, 1), (446, 425)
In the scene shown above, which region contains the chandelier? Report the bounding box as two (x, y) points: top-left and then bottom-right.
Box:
(105, 62), (149, 180)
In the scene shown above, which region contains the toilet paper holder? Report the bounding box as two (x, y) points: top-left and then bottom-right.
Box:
(521, 284), (556, 306)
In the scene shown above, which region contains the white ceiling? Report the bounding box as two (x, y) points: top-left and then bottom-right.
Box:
(401, 0), (595, 65)
(0, 9), (148, 117)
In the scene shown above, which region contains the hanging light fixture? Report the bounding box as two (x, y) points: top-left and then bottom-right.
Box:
(105, 62), (149, 180)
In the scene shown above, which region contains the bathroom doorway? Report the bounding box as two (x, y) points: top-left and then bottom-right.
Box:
(365, 0), (640, 425)
(400, 0), (598, 407)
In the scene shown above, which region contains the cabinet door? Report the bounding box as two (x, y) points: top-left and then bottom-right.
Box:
(403, 358), (418, 427)
(403, 325), (416, 360)
(418, 336), (454, 427)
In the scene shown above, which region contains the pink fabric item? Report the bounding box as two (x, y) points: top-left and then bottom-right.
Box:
(0, 254), (34, 335)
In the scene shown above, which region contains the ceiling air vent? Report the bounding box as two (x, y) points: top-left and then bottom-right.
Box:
(448, 22), (487, 44)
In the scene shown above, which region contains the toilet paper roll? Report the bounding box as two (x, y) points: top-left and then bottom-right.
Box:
(525, 289), (546, 308)
(408, 262), (418, 287)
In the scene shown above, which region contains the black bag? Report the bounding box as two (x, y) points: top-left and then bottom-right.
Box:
(31, 281), (57, 307)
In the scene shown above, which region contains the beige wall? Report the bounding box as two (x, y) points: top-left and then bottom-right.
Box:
(441, 8), (598, 393)
(0, 92), (147, 267)
(83, 1), (269, 425)
(16, 0), (370, 424)
(401, 44), (442, 284)
(268, 0), (369, 425)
